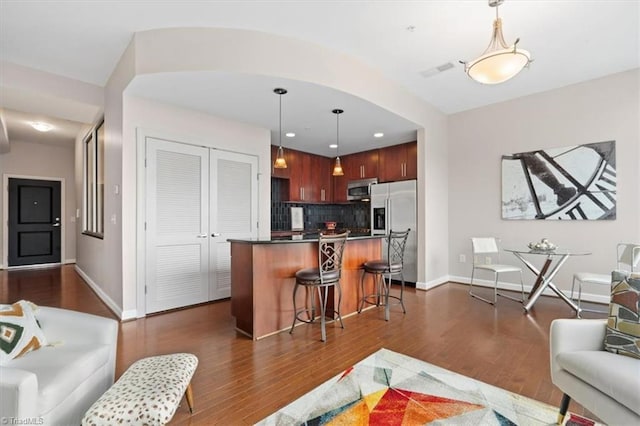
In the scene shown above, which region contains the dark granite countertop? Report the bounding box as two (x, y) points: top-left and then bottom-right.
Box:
(228, 231), (383, 244)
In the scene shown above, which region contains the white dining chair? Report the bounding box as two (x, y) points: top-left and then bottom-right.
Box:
(469, 237), (525, 305)
(571, 242), (640, 313)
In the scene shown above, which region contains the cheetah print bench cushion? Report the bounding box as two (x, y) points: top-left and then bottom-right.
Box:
(82, 353), (198, 426)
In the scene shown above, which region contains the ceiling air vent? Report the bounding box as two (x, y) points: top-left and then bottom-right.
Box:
(419, 62), (455, 78)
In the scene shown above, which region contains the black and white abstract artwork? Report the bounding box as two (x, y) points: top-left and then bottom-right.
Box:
(501, 141), (616, 220)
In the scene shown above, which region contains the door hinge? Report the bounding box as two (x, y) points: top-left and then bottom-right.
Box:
(144, 222), (147, 231)
(145, 285), (147, 294)
(144, 158), (147, 167)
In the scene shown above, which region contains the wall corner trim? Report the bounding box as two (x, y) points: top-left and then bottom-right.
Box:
(74, 265), (136, 321)
(416, 276), (450, 291)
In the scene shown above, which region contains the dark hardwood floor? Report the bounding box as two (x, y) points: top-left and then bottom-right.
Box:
(0, 265), (606, 424)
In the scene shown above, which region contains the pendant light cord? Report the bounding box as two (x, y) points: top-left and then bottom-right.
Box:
(336, 112), (340, 157)
(279, 92), (283, 148)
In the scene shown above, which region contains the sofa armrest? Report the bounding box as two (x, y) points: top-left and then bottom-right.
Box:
(550, 319), (607, 377)
(0, 367), (38, 420)
(36, 307), (119, 384)
(36, 307), (118, 346)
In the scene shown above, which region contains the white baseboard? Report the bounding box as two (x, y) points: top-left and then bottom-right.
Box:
(416, 275), (449, 291)
(448, 275), (610, 305)
(1, 260), (74, 270)
(74, 265), (138, 321)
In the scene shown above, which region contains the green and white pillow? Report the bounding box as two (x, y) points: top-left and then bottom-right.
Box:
(604, 271), (640, 359)
(0, 300), (48, 365)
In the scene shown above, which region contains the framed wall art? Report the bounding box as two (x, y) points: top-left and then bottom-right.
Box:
(501, 141), (616, 220)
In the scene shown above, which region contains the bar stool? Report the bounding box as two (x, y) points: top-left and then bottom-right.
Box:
(358, 229), (410, 321)
(289, 231), (349, 342)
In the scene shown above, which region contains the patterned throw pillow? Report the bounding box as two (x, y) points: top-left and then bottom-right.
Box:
(0, 300), (48, 365)
(604, 271), (640, 359)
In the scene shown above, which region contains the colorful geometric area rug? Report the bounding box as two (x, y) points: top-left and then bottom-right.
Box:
(258, 348), (599, 426)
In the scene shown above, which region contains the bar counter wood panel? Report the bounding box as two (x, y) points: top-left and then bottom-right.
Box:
(230, 237), (382, 340)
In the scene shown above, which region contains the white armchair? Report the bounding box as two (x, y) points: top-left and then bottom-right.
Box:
(550, 318), (640, 425)
(0, 307), (118, 425)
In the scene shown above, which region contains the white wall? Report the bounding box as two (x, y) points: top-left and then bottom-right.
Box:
(0, 140), (77, 267)
(123, 95), (271, 316)
(75, 42), (133, 319)
(448, 69), (640, 302)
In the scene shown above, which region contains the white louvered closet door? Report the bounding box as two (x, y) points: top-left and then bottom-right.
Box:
(209, 150), (258, 300)
(146, 138), (210, 313)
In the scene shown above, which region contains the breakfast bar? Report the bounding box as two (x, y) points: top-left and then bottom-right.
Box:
(229, 234), (384, 340)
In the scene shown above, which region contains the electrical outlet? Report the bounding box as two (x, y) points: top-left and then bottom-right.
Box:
(459, 254), (466, 263)
(485, 256), (492, 265)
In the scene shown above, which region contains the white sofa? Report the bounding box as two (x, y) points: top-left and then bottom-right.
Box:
(550, 318), (640, 425)
(0, 307), (118, 425)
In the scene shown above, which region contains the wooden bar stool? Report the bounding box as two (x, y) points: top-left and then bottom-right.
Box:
(289, 231), (349, 342)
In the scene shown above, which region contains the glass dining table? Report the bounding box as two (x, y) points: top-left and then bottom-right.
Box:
(503, 248), (591, 315)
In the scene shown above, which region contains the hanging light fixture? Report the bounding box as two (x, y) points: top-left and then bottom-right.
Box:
(332, 109), (344, 176)
(273, 88), (288, 169)
(461, 0), (532, 85)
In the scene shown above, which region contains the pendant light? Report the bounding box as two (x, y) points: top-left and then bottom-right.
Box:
(273, 88), (288, 169)
(332, 109), (344, 176)
(461, 0), (531, 84)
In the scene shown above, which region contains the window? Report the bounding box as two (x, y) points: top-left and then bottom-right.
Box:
(83, 119), (104, 238)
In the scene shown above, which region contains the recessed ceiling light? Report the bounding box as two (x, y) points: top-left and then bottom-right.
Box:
(329, 144), (338, 149)
(373, 132), (384, 138)
(285, 132), (295, 137)
(30, 121), (53, 132)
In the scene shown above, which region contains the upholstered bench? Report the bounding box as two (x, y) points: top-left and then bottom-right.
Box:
(82, 353), (198, 426)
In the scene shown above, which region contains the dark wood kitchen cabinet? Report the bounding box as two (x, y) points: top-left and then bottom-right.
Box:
(332, 149), (378, 202)
(348, 150), (379, 180)
(332, 155), (349, 203)
(312, 155), (333, 202)
(272, 145), (332, 202)
(287, 149), (309, 202)
(378, 141), (417, 182)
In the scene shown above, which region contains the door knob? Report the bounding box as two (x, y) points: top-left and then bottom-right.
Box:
(211, 233), (221, 237)
(197, 234), (208, 238)
(52, 217), (60, 227)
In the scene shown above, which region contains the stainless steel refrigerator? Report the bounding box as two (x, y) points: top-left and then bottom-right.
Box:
(370, 179), (417, 283)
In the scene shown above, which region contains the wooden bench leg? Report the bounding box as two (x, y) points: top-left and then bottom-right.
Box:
(185, 383), (194, 414)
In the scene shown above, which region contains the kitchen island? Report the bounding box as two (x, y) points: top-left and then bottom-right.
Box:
(229, 234), (384, 340)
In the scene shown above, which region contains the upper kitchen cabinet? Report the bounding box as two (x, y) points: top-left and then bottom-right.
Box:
(378, 141), (417, 182)
(273, 146), (332, 202)
(333, 150), (378, 202)
(346, 150), (379, 180)
(287, 149), (310, 202)
(332, 154), (350, 203)
(312, 155), (333, 202)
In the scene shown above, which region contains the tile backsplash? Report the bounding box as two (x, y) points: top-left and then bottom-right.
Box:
(271, 178), (370, 231)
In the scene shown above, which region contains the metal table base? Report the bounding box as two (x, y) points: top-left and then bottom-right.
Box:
(507, 249), (589, 317)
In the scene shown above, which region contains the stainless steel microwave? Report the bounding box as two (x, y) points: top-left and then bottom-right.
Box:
(347, 178), (378, 201)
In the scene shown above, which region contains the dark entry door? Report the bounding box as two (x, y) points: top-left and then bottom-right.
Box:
(8, 178), (62, 266)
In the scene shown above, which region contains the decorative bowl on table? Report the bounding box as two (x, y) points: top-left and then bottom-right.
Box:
(324, 221), (337, 231)
(528, 238), (557, 251)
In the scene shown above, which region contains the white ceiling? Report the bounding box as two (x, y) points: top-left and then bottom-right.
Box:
(1, 1), (638, 155)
